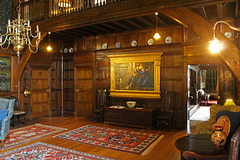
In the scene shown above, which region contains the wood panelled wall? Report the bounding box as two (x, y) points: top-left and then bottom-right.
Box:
(74, 26), (185, 128)
(1, 24), (238, 129)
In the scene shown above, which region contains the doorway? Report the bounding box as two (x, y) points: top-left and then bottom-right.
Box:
(187, 64), (218, 133)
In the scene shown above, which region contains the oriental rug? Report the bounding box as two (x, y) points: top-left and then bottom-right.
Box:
(54, 125), (164, 155)
(0, 142), (115, 160)
(4, 123), (67, 149)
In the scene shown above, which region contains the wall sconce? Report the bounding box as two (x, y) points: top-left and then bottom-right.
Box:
(153, 12), (160, 40)
(46, 32), (52, 52)
(209, 21), (240, 54)
(223, 99), (236, 106)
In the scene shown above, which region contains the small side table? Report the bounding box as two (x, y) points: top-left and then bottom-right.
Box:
(11, 110), (26, 127)
(175, 134), (228, 160)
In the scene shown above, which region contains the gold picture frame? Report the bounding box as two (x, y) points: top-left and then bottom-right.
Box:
(108, 53), (162, 99)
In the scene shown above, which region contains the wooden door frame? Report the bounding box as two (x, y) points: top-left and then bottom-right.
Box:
(184, 61), (220, 130)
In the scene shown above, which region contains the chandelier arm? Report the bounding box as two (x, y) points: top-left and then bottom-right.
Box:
(29, 29), (39, 38)
(0, 31), (10, 37)
(0, 38), (11, 50)
(28, 38), (39, 53)
(28, 44), (38, 53)
(1, 34), (11, 46)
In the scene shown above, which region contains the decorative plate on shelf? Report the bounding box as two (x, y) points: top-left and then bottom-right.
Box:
(69, 47), (73, 53)
(165, 36), (172, 44)
(147, 39), (154, 45)
(63, 48), (68, 53)
(102, 43), (108, 49)
(131, 40), (137, 47)
(224, 31), (232, 39)
(115, 42), (121, 48)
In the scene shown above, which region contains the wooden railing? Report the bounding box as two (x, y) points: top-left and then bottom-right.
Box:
(20, 0), (123, 23)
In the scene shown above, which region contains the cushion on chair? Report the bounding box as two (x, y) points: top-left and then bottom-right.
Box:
(216, 111), (240, 145)
(209, 105), (240, 124)
(0, 101), (9, 110)
(0, 110), (8, 129)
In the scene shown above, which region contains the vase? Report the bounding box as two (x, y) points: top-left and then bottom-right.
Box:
(211, 125), (226, 150)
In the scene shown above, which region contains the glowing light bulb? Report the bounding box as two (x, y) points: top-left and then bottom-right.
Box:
(209, 38), (222, 53)
(47, 45), (52, 51)
(154, 33), (160, 40)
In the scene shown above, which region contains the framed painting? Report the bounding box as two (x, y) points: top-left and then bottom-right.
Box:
(108, 53), (162, 99)
(0, 56), (11, 92)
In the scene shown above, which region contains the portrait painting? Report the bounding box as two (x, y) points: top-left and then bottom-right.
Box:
(108, 53), (162, 99)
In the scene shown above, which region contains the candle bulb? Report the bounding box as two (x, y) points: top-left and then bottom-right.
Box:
(36, 25), (39, 32)
(28, 20), (30, 27)
(8, 19), (10, 26)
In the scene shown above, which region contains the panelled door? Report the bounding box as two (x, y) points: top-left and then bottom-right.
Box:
(31, 69), (51, 118)
(74, 67), (94, 117)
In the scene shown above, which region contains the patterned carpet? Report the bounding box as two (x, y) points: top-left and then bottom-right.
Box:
(3, 124), (67, 149)
(54, 125), (164, 155)
(0, 142), (115, 160)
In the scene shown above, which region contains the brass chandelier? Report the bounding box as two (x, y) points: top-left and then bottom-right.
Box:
(0, 0), (41, 57)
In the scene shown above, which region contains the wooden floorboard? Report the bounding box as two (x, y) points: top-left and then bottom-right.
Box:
(1, 116), (188, 160)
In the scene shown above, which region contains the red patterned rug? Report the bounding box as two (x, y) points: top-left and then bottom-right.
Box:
(4, 124), (67, 149)
(54, 125), (164, 155)
(0, 142), (115, 160)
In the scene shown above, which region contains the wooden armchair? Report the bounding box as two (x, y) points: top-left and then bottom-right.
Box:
(157, 91), (174, 129)
(92, 89), (106, 122)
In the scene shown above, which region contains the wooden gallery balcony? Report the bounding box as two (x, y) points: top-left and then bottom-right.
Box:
(17, 0), (231, 34)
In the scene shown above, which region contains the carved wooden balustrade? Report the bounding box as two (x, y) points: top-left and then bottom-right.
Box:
(20, 0), (142, 23)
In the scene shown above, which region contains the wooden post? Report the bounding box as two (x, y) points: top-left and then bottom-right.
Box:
(44, 0), (50, 19)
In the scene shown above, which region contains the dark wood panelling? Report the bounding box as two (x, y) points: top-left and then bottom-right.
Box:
(93, 27), (182, 51)
(219, 62), (237, 104)
(63, 55), (74, 115)
(85, 27), (184, 125)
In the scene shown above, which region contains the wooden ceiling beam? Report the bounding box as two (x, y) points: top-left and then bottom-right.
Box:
(124, 19), (144, 29)
(112, 21), (133, 30)
(101, 23), (123, 32)
(235, 0), (239, 17)
(198, 7), (208, 20)
(71, 28), (92, 36)
(64, 30), (87, 37)
(55, 31), (84, 38)
(216, 4), (223, 20)
(156, 16), (168, 26)
(186, 0), (236, 8)
(90, 25), (111, 33)
(81, 27), (104, 34)
(138, 17), (155, 28)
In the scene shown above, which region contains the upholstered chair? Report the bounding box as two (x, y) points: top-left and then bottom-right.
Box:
(0, 98), (15, 149)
